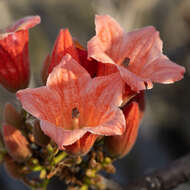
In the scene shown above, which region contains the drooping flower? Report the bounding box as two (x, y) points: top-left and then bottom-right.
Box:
(105, 92), (145, 158)
(17, 54), (125, 155)
(88, 15), (185, 92)
(42, 29), (98, 84)
(0, 16), (41, 92)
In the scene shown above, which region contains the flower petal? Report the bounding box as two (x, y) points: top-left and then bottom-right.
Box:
(40, 120), (88, 148)
(88, 15), (124, 64)
(47, 54), (91, 97)
(16, 87), (62, 124)
(138, 55), (185, 84)
(87, 107), (126, 136)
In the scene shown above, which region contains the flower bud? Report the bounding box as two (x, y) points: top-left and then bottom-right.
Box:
(2, 123), (32, 162)
(65, 133), (97, 156)
(32, 120), (50, 147)
(0, 16), (40, 92)
(105, 101), (141, 158)
(3, 103), (23, 129)
(4, 155), (23, 179)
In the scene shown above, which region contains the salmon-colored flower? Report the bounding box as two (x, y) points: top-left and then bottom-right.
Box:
(0, 16), (40, 92)
(42, 29), (98, 84)
(105, 92), (145, 158)
(17, 54), (125, 155)
(88, 15), (185, 92)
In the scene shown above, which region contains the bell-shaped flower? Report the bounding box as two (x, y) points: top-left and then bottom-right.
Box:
(42, 29), (98, 84)
(0, 16), (40, 92)
(17, 54), (125, 155)
(105, 92), (145, 158)
(88, 15), (185, 92)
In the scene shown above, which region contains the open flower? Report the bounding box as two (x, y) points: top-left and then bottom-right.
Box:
(0, 16), (40, 92)
(17, 54), (125, 155)
(88, 15), (185, 92)
(42, 29), (98, 84)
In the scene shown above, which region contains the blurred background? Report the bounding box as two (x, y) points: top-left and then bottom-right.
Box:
(0, 0), (190, 189)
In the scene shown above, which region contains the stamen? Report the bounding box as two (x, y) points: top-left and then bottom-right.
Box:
(72, 107), (80, 129)
(72, 107), (80, 118)
(123, 57), (130, 67)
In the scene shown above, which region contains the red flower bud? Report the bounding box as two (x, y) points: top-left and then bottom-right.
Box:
(3, 103), (23, 129)
(105, 94), (144, 158)
(0, 16), (40, 92)
(65, 133), (97, 156)
(2, 124), (31, 162)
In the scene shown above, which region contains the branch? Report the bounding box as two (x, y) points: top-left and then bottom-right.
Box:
(125, 153), (190, 190)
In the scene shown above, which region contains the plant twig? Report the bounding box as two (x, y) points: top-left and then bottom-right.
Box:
(125, 153), (190, 190)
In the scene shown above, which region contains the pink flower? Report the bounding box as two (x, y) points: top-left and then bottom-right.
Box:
(0, 16), (40, 92)
(17, 54), (125, 155)
(88, 15), (185, 92)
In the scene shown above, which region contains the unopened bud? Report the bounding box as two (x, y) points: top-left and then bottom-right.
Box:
(3, 103), (23, 129)
(3, 123), (32, 162)
(33, 120), (50, 147)
(4, 155), (22, 179)
(105, 102), (140, 158)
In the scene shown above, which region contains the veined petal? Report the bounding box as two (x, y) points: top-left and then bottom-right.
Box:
(47, 54), (90, 101)
(40, 120), (88, 149)
(84, 72), (124, 107)
(88, 15), (124, 64)
(17, 87), (62, 124)
(87, 107), (126, 136)
(138, 55), (185, 84)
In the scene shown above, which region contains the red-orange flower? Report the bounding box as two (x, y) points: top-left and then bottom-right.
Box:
(42, 29), (98, 84)
(0, 16), (40, 92)
(17, 54), (125, 155)
(105, 92), (145, 158)
(88, 15), (185, 92)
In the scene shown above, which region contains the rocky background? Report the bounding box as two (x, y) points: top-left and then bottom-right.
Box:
(0, 0), (190, 189)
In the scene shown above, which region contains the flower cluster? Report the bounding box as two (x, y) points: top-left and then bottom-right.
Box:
(0, 14), (185, 189)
